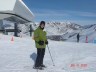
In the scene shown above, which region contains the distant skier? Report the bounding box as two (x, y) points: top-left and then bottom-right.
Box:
(33, 21), (48, 70)
(77, 33), (80, 42)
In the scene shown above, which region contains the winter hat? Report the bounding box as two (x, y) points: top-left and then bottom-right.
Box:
(39, 21), (45, 26)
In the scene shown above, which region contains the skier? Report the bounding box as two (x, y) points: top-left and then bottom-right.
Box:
(33, 21), (48, 70)
(77, 33), (80, 42)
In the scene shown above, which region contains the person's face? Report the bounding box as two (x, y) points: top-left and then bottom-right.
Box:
(40, 24), (45, 28)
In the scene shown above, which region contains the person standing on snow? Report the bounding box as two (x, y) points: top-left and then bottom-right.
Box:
(33, 21), (48, 69)
(77, 33), (80, 42)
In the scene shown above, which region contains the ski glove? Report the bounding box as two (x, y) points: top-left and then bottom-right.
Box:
(45, 40), (48, 45)
(38, 40), (44, 45)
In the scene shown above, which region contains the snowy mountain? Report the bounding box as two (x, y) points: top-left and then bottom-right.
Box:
(32, 21), (82, 35)
(0, 35), (96, 72)
(45, 22), (82, 35)
(44, 22), (82, 41)
(46, 23), (96, 43)
(32, 22), (96, 43)
(66, 24), (96, 42)
(1, 21), (96, 43)
(82, 24), (96, 29)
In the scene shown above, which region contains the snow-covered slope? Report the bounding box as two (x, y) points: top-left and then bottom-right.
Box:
(0, 35), (96, 72)
(66, 24), (96, 43)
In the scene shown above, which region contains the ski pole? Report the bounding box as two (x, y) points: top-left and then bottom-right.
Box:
(47, 45), (55, 66)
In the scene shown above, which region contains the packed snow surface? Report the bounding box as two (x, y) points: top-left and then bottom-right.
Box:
(0, 34), (96, 72)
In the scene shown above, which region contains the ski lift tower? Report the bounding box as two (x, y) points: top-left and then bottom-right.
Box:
(0, 0), (34, 36)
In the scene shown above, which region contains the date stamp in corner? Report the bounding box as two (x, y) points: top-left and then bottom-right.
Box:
(69, 63), (88, 69)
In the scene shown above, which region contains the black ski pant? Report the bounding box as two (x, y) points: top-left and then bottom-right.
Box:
(35, 48), (45, 67)
(77, 37), (79, 42)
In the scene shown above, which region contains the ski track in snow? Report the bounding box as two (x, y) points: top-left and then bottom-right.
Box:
(0, 35), (96, 72)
